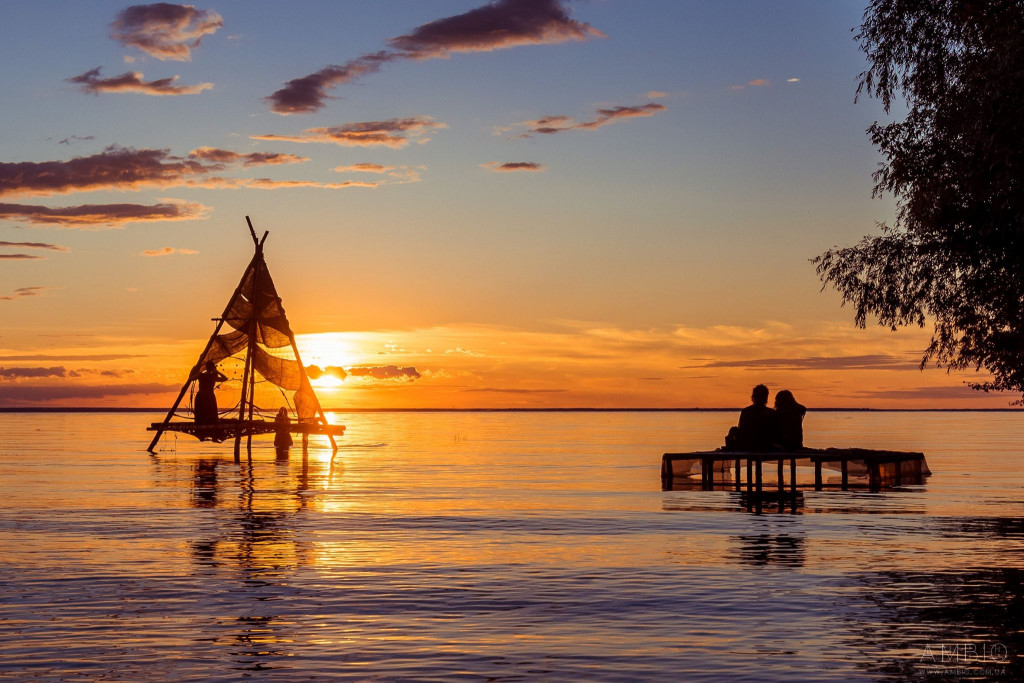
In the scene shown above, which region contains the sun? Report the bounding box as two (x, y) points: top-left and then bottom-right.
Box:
(296, 332), (360, 373)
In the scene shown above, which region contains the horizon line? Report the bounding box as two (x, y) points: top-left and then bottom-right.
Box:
(0, 406), (1022, 413)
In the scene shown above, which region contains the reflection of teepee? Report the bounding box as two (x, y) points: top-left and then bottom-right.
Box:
(147, 217), (341, 456)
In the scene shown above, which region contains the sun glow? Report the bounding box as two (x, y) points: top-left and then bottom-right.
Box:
(310, 374), (345, 389)
(296, 332), (361, 370)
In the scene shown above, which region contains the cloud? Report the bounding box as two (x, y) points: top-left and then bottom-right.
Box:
(482, 161), (546, 172)
(334, 163), (394, 173)
(856, 386), (997, 400)
(689, 354), (919, 371)
(111, 3), (223, 61)
(465, 387), (565, 393)
(346, 365), (421, 380)
(0, 366), (69, 380)
(730, 78), (771, 91)
(68, 68), (212, 95)
(199, 178), (377, 190)
(0, 382), (177, 403)
(646, 90), (667, 99)
(188, 147), (308, 166)
(142, 246), (199, 256)
(0, 254), (44, 260)
(0, 146), (212, 197)
(0, 200), (209, 227)
(58, 135), (95, 145)
(0, 286), (58, 301)
(253, 117), (445, 148)
(305, 365), (348, 380)
(786, 77), (800, 83)
(267, 0), (602, 114)
(510, 102), (666, 137)
(0, 241), (70, 251)
(0, 354), (143, 361)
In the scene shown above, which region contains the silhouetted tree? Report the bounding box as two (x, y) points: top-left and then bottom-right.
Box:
(815, 0), (1024, 400)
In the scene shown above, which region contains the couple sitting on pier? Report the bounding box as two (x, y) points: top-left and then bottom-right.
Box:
(725, 384), (806, 452)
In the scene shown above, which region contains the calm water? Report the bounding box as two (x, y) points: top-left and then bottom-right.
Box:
(1, 410), (1022, 680)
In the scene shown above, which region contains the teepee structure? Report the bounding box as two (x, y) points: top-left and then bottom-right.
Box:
(147, 217), (341, 456)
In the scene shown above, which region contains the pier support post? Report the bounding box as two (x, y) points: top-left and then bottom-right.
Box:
(777, 458), (784, 492)
(755, 459), (763, 493)
(814, 461), (822, 490)
(790, 457), (797, 492)
(841, 460), (849, 490)
(735, 458), (741, 491)
(746, 459), (753, 493)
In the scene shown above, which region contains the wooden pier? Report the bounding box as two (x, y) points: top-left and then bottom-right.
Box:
(661, 448), (929, 492)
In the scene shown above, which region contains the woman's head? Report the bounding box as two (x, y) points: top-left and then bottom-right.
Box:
(204, 360), (216, 371)
(277, 407), (288, 417)
(775, 389), (796, 409)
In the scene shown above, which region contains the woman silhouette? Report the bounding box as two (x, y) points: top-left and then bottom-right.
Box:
(194, 361), (227, 425)
(774, 389), (807, 450)
(274, 406), (293, 456)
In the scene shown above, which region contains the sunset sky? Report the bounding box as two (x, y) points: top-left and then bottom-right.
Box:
(0, 0), (1011, 409)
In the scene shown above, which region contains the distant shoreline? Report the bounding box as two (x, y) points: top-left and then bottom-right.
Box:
(0, 407), (1021, 413)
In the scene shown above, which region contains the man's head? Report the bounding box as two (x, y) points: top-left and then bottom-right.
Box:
(751, 384), (769, 405)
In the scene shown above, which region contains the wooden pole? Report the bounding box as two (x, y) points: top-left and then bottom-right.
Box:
(148, 251), (259, 453)
(790, 457), (797, 492)
(814, 460), (822, 490)
(777, 458), (784, 492)
(244, 250), (263, 456)
(287, 335), (337, 451)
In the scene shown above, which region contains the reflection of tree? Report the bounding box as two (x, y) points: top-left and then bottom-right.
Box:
(843, 517), (1024, 678)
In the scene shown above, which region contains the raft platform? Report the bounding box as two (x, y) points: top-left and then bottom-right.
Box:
(661, 448), (930, 492)
(147, 418), (345, 445)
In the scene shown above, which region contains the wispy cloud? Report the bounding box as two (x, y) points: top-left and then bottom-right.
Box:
(58, 135), (95, 146)
(0, 286), (58, 301)
(188, 147), (308, 166)
(0, 146), (329, 199)
(0, 254), (44, 260)
(0, 241), (70, 251)
(730, 78), (771, 91)
(333, 163), (394, 173)
(508, 102), (666, 137)
(0, 147), (211, 198)
(142, 246), (199, 256)
(347, 365), (421, 381)
(0, 200), (209, 227)
(0, 382), (177, 403)
(786, 77), (800, 83)
(111, 3), (223, 61)
(68, 68), (212, 95)
(689, 354), (919, 371)
(482, 161), (546, 172)
(267, 0), (602, 114)
(253, 117), (445, 148)
(0, 366), (70, 380)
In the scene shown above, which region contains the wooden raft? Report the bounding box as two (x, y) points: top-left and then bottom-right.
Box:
(661, 447), (929, 492)
(148, 418), (344, 444)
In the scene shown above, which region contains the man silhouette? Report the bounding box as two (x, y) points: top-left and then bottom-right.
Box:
(736, 384), (779, 451)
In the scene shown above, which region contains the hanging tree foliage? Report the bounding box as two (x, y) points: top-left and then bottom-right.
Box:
(815, 0), (1024, 400)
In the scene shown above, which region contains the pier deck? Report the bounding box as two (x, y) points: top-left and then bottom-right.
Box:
(661, 448), (929, 492)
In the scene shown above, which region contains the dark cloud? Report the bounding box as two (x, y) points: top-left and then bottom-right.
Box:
(253, 117), (444, 148)
(58, 135), (95, 146)
(387, 0), (602, 57)
(0, 366), (69, 380)
(188, 147), (309, 166)
(305, 365), (348, 380)
(0, 254), (44, 260)
(690, 354), (918, 371)
(0, 241), (70, 251)
(0, 286), (57, 301)
(465, 387), (566, 393)
(267, 0), (602, 114)
(857, 386), (1000, 400)
(347, 365), (421, 380)
(111, 3), (223, 61)
(68, 68), (212, 95)
(513, 102), (666, 137)
(0, 354), (142, 361)
(482, 161), (546, 172)
(0, 146), (212, 197)
(0, 382), (176, 403)
(266, 54), (393, 115)
(0, 201), (208, 227)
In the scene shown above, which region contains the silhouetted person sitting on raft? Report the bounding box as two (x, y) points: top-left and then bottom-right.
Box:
(274, 406), (293, 457)
(193, 361), (227, 425)
(774, 389), (807, 450)
(725, 384), (780, 451)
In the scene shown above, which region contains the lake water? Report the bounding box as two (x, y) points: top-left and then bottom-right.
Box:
(1, 410), (1022, 680)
